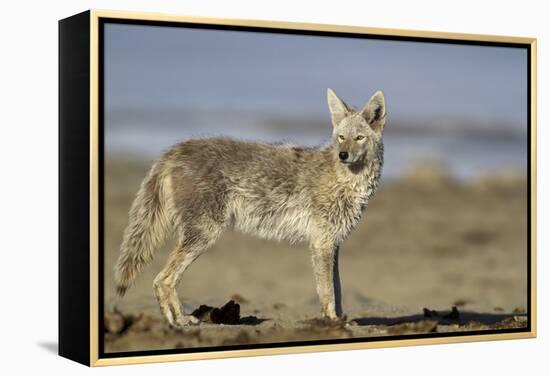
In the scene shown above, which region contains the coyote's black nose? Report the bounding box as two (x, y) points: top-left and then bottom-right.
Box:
(339, 151), (349, 161)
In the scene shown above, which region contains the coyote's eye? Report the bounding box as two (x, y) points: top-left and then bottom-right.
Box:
(355, 135), (365, 141)
(338, 135), (345, 143)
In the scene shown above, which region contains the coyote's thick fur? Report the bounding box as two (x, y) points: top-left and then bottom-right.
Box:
(114, 89), (387, 326)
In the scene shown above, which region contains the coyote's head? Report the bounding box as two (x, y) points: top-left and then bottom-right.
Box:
(327, 88), (386, 167)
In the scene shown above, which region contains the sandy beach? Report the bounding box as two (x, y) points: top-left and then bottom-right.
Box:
(103, 157), (528, 353)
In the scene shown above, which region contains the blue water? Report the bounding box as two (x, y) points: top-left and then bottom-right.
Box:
(105, 111), (527, 181)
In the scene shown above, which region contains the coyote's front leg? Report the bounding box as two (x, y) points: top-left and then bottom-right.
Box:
(311, 243), (343, 320)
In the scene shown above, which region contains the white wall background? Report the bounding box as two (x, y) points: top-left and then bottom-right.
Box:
(0, 0), (546, 374)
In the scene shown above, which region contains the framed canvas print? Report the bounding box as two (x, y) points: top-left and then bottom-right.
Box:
(58, 9), (537, 366)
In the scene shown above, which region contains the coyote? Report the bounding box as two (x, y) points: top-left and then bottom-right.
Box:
(114, 88), (386, 327)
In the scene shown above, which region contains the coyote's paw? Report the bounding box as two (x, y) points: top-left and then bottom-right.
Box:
(321, 314), (348, 325)
(173, 314), (200, 327)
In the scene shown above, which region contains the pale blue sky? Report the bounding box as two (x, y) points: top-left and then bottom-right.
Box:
(104, 23), (527, 129)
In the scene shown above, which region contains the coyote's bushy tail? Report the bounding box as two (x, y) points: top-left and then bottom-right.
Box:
(114, 163), (171, 297)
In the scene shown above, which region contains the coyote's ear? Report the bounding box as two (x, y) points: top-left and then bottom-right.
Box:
(327, 88), (350, 127)
(361, 90), (386, 133)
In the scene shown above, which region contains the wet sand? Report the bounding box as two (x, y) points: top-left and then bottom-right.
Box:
(103, 158), (528, 353)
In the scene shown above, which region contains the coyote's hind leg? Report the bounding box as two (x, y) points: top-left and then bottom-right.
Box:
(153, 227), (221, 327)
